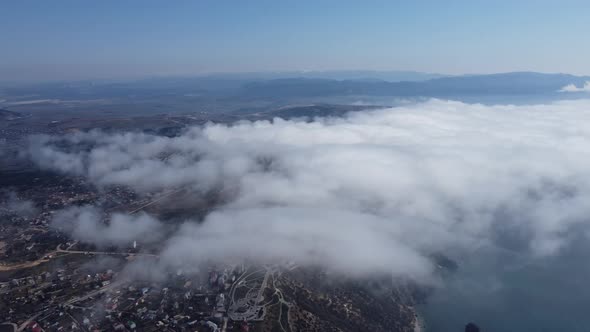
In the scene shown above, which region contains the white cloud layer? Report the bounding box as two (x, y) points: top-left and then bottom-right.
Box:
(0, 191), (38, 218)
(52, 206), (164, 247)
(559, 81), (590, 92)
(27, 99), (590, 279)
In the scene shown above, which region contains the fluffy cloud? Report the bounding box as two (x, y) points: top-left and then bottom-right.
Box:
(559, 81), (590, 92)
(30, 99), (590, 278)
(52, 206), (164, 247)
(0, 191), (38, 218)
(159, 207), (433, 278)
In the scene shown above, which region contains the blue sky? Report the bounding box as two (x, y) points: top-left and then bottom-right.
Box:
(1, 0), (589, 81)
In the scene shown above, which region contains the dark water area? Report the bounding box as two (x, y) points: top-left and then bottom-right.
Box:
(420, 241), (590, 332)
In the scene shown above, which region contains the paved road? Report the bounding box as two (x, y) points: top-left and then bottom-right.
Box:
(228, 266), (273, 322)
(56, 246), (159, 258)
(1, 323), (18, 332)
(16, 312), (42, 332)
(64, 279), (125, 306)
(127, 188), (184, 214)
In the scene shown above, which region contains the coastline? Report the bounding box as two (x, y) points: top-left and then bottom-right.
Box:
(413, 311), (426, 332)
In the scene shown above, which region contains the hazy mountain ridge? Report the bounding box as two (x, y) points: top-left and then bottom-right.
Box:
(1, 72), (588, 119)
(238, 72), (590, 98)
(3, 71), (588, 101)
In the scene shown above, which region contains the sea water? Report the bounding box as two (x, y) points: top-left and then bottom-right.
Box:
(420, 241), (590, 332)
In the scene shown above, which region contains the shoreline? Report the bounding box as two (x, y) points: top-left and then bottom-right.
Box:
(413, 311), (426, 332)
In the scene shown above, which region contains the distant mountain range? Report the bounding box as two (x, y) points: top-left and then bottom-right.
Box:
(1, 72), (589, 112)
(237, 72), (590, 99)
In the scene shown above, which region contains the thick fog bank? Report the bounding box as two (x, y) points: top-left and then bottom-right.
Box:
(25, 99), (590, 281)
